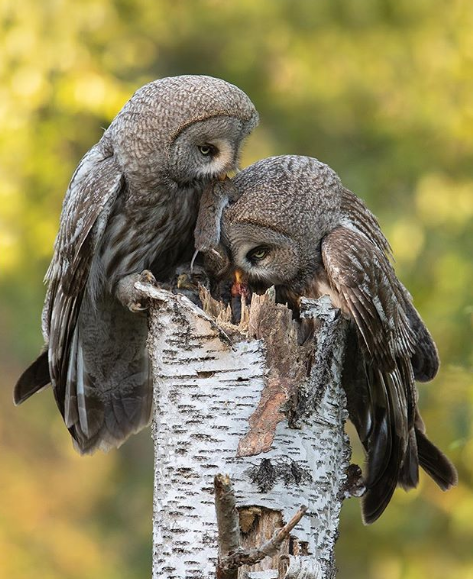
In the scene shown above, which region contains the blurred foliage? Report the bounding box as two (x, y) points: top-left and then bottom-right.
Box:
(0, 0), (472, 577)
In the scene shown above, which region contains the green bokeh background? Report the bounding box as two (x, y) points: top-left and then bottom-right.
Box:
(1, 1), (472, 577)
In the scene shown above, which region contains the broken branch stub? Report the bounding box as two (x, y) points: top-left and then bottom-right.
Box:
(141, 281), (351, 579)
(215, 473), (308, 577)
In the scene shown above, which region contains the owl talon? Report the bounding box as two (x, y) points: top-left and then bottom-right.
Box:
(140, 270), (156, 286)
(116, 270), (157, 313)
(129, 301), (148, 313)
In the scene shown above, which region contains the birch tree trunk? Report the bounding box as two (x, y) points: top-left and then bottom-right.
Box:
(137, 282), (355, 579)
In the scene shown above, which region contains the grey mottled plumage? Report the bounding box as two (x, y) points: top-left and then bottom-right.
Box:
(220, 155), (457, 523)
(15, 75), (258, 454)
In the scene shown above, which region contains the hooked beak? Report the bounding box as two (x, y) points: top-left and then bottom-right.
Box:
(218, 172), (227, 182)
(234, 268), (247, 285)
(232, 268), (250, 299)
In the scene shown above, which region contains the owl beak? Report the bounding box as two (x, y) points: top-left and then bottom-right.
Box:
(231, 269), (251, 318)
(218, 172), (227, 181)
(234, 268), (247, 284)
(232, 268), (249, 296)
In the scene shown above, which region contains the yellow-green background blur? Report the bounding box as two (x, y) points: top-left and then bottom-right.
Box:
(1, 1), (472, 577)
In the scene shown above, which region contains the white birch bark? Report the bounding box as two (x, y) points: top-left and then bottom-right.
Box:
(137, 282), (352, 579)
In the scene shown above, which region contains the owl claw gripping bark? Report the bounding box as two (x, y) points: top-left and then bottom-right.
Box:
(116, 270), (157, 313)
(14, 75), (258, 454)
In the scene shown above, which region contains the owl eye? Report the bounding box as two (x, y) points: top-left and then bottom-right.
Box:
(198, 144), (217, 156)
(247, 246), (270, 262)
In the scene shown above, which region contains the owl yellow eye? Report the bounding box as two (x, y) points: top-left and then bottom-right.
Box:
(247, 246), (269, 262)
(198, 144), (217, 156)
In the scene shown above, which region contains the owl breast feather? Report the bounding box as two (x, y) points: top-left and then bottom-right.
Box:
(88, 183), (200, 299)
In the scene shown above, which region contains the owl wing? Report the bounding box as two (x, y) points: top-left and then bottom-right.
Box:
(321, 226), (416, 368)
(340, 186), (439, 382)
(402, 289), (440, 382)
(14, 144), (124, 409)
(321, 226), (418, 523)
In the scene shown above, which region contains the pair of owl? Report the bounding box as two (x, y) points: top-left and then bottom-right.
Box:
(15, 75), (456, 523)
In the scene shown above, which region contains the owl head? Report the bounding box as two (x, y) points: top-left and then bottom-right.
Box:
(222, 155), (343, 293)
(107, 75), (259, 186)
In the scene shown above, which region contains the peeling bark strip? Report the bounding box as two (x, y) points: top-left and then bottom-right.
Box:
(140, 282), (350, 579)
(238, 289), (310, 458)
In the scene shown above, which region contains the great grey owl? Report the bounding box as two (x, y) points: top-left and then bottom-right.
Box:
(14, 75), (258, 454)
(220, 155), (457, 523)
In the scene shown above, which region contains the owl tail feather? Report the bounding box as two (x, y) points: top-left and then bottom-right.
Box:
(361, 368), (408, 525)
(397, 428), (420, 490)
(14, 349), (51, 405)
(416, 429), (458, 490)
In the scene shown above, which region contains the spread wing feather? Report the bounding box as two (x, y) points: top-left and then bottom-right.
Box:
(321, 226), (417, 522)
(322, 226), (456, 522)
(321, 226), (416, 367)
